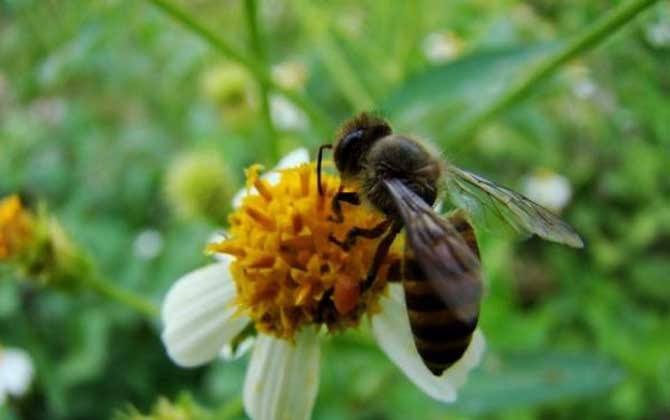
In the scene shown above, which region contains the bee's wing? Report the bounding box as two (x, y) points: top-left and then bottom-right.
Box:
(383, 178), (482, 322)
(445, 165), (584, 248)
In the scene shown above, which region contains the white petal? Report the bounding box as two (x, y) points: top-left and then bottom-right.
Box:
(0, 348), (34, 397)
(274, 148), (310, 170)
(221, 335), (255, 361)
(232, 148), (310, 208)
(243, 328), (320, 420)
(371, 284), (485, 403)
(161, 262), (250, 367)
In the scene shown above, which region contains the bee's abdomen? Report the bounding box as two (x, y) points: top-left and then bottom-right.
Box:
(403, 212), (481, 376)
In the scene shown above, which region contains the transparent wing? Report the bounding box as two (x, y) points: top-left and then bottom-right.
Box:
(445, 165), (584, 248)
(383, 178), (482, 322)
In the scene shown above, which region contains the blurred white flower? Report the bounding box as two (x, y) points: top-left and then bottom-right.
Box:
(522, 170), (573, 213)
(422, 31), (464, 63)
(271, 60), (308, 90)
(566, 65), (598, 100)
(270, 95), (308, 131)
(133, 229), (164, 260)
(572, 78), (597, 99)
(646, 21), (670, 48)
(161, 148), (485, 420)
(0, 346), (34, 405)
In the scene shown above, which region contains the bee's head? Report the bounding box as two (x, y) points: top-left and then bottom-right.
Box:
(333, 113), (392, 179)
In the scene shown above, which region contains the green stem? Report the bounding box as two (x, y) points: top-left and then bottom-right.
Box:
(146, 0), (334, 135)
(80, 272), (159, 319)
(296, 0), (376, 112)
(448, 0), (661, 142)
(244, 0), (278, 161)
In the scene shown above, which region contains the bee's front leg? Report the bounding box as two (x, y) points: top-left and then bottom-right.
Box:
(328, 186), (361, 223)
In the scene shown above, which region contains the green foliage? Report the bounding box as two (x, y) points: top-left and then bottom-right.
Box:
(1, 0), (669, 419)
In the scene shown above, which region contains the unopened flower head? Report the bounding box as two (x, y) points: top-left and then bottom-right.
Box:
(0, 195), (34, 261)
(164, 150), (234, 224)
(208, 163), (402, 339)
(201, 62), (258, 125)
(0, 194), (84, 288)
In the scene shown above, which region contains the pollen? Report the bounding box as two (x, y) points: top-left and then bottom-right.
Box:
(0, 195), (34, 261)
(208, 163), (402, 339)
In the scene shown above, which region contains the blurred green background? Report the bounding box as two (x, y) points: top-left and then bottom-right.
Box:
(1, 0), (669, 419)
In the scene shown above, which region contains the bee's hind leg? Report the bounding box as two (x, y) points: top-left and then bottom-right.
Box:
(329, 218), (392, 251)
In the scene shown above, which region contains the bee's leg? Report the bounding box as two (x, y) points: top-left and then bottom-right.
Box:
(329, 218), (392, 251)
(361, 221), (403, 292)
(328, 186), (361, 223)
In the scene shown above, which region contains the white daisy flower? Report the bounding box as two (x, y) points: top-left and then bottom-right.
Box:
(161, 148), (485, 420)
(0, 346), (34, 405)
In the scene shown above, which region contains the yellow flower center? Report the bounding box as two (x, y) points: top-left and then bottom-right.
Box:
(208, 163), (402, 339)
(0, 195), (33, 261)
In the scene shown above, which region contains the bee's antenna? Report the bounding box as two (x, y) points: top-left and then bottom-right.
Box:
(317, 144), (333, 196)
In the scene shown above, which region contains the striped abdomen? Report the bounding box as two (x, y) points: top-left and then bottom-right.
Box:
(402, 211), (481, 375)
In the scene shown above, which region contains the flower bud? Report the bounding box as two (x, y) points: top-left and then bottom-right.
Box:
(164, 151), (235, 224)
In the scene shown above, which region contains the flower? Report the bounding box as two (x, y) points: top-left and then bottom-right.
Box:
(271, 60), (308, 91)
(161, 149), (485, 420)
(0, 194), (86, 288)
(421, 31), (464, 63)
(164, 150), (235, 224)
(133, 229), (164, 261)
(0, 195), (34, 261)
(200, 62), (258, 125)
(269, 95), (308, 131)
(0, 345), (34, 405)
(522, 169), (573, 213)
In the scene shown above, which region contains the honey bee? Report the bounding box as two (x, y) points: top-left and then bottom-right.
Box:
(318, 113), (583, 376)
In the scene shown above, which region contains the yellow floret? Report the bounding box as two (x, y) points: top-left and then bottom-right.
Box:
(208, 163), (402, 339)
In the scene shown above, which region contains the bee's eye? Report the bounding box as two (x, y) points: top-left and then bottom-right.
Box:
(333, 128), (366, 175)
(340, 129), (364, 154)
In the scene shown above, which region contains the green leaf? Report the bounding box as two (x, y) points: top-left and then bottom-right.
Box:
(453, 351), (624, 414)
(382, 43), (557, 140)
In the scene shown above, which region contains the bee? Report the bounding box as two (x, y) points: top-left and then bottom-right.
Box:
(318, 113), (583, 376)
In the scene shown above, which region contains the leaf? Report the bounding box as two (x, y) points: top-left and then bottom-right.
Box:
(453, 351), (624, 414)
(382, 43), (558, 139)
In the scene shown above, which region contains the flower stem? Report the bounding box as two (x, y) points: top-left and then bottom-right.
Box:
(243, 0), (279, 161)
(448, 0), (661, 143)
(80, 272), (159, 319)
(146, 0), (334, 135)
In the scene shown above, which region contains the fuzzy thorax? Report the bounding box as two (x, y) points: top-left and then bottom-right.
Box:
(208, 163), (402, 339)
